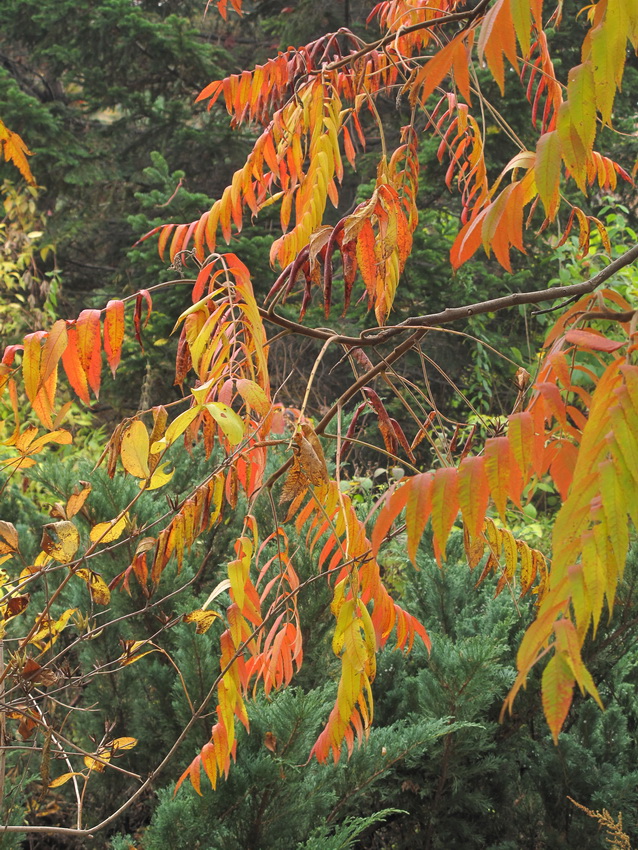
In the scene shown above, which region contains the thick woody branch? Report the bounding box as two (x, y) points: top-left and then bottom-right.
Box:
(261, 243), (638, 348)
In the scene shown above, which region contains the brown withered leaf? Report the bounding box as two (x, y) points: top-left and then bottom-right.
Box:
(463, 525), (485, 570)
(41, 521), (80, 564)
(264, 732), (277, 753)
(280, 429), (329, 505)
(300, 424), (329, 481)
(280, 457), (307, 505)
(514, 367), (531, 391)
(4, 594), (29, 619)
(19, 657), (60, 687)
(0, 521), (19, 555)
(7, 705), (39, 739)
(49, 503), (67, 520)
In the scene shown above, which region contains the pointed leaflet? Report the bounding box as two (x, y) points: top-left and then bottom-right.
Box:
(565, 329), (625, 353)
(542, 651), (575, 744)
(235, 379), (270, 416)
(535, 131), (562, 220)
(22, 332), (45, 406)
(39, 320), (68, 387)
(566, 63), (596, 155)
(371, 481), (409, 557)
(484, 437), (511, 520)
(355, 219), (377, 306)
(457, 456), (489, 540)
(405, 473), (433, 565)
(556, 102), (588, 193)
(23, 331), (59, 429)
(0, 119), (35, 184)
(477, 0), (518, 94)
(76, 309), (102, 398)
(410, 32), (472, 106)
(507, 412), (534, 485)
(120, 420), (151, 479)
(62, 326), (91, 404)
(205, 403), (245, 446)
(134, 290), (153, 350)
(103, 300), (125, 377)
(430, 467), (459, 563)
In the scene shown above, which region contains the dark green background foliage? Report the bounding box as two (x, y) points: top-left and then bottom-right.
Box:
(3, 445), (637, 849)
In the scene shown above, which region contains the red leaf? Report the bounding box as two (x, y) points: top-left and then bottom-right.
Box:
(134, 290), (153, 351)
(355, 219), (377, 306)
(565, 329), (625, 352)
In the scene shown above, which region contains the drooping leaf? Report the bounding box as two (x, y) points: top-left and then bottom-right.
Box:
(120, 420), (151, 478)
(103, 300), (125, 377)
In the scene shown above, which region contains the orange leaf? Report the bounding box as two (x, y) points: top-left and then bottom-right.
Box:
(76, 310), (102, 398)
(405, 472), (433, 565)
(371, 481), (409, 557)
(22, 332), (45, 404)
(450, 208), (489, 269)
(484, 437), (510, 520)
(457, 456), (489, 540)
(62, 327), (91, 405)
(103, 300), (125, 377)
(477, 0), (518, 94)
(134, 290), (153, 351)
(39, 320), (68, 387)
(355, 219), (377, 304)
(0, 119), (35, 184)
(430, 467), (459, 563)
(411, 33), (469, 105)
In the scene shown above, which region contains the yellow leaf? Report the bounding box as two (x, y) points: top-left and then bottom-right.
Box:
(183, 609), (221, 634)
(140, 462), (174, 491)
(75, 569), (111, 605)
(49, 772), (83, 788)
(30, 608), (77, 651)
(235, 379), (270, 416)
(541, 652), (574, 744)
(202, 578), (231, 609)
(535, 131), (562, 220)
(40, 521), (80, 564)
(84, 752), (111, 772)
(90, 514), (128, 544)
(120, 420), (150, 478)
(158, 406), (201, 450)
(110, 736), (137, 751)
(117, 639), (159, 666)
(204, 402), (245, 446)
